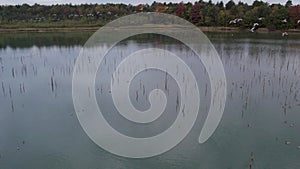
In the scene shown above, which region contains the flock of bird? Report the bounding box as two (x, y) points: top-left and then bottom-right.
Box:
(229, 17), (300, 37)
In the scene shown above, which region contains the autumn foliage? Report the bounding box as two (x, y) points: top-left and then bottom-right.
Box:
(289, 6), (300, 23)
(0, 1), (299, 30)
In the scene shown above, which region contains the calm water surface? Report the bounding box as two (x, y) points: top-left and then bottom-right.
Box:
(0, 32), (300, 169)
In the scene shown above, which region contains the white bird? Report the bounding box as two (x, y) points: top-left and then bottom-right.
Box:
(229, 18), (243, 24)
(229, 19), (236, 24)
(285, 141), (291, 145)
(282, 19), (287, 23)
(297, 20), (300, 24)
(250, 23), (259, 32)
(258, 17), (264, 21)
(282, 32), (288, 37)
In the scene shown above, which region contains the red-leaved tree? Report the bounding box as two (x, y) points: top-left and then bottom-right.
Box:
(176, 3), (185, 17)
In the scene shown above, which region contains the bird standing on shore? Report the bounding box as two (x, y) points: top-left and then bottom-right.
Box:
(282, 32), (288, 37)
(250, 23), (259, 32)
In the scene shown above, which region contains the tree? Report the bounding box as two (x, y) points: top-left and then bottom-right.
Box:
(225, 0), (235, 10)
(268, 4), (290, 30)
(285, 0), (292, 7)
(135, 4), (144, 12)
(216, 1), (224, 9)
(206, 5), (219, 26)
(252, 0), (268, 8)
(289, 6), (300, 27)
(155, 6), (166, 13)
(176, 3), (185, 17)
(0, 1), (298, 30)
(217, 10), (230, 26)
(191, 2), (201, 24)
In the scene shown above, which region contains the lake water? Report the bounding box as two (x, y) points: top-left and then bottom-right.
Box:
(0, 32), (300, 169)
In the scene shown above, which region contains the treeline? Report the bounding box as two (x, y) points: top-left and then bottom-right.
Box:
(0, 0), (300, 30)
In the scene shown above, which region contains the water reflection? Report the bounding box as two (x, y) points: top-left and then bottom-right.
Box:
(0, 32), (92, 49)
(0, 33), (299, 169)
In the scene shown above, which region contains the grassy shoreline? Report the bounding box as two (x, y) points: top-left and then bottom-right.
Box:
(0, 27), (101, 33)
(1, 26), (300, 33)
